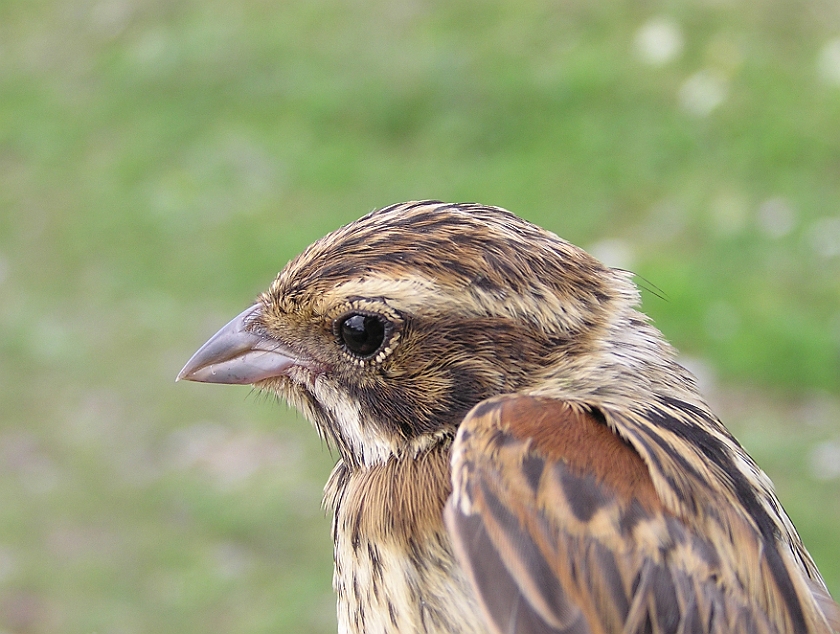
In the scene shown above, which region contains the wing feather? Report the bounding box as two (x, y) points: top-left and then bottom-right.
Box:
(445, 394), (837, 634)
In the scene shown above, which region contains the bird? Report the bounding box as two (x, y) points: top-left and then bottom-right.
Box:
(178, 200), (840, 634)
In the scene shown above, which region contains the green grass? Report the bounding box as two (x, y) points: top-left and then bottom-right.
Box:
(1, 0), (839, 631)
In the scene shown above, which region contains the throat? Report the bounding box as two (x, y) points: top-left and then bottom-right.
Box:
(324, 442), (453, 544)
(324, 443), (483, 634)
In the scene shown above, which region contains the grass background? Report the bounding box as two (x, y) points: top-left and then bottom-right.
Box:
(1, 0), (839, 632)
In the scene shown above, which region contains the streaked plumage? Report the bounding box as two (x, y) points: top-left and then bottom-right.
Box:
(179, 201), (840, 633)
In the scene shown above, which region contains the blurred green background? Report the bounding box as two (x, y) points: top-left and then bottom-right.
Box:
(1, 0), (839, 632)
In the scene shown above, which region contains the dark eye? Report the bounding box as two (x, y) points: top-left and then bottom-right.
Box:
(338, 313), (387, 357)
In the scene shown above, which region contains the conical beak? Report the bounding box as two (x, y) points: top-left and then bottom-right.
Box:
(177, 304), (297, 385)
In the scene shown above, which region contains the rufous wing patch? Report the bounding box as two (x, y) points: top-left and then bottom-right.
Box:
(444, 394), (813, 634)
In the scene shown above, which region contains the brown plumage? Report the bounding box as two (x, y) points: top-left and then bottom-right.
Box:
(178, 201), (840, 634)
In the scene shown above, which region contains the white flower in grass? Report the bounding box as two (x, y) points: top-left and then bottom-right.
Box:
(635, 18), (684, 66)
(756, 197), (796, 239)
(679, 69), (728, 116)
(817, 38), (840, 86)
(807, 217), (840, 258)
(587, 239), (635, 270)
(809, 441), (840, 481)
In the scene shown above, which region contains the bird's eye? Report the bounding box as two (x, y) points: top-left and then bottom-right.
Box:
(338, 313), (387, 358)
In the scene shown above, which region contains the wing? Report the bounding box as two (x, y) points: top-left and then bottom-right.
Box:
(444, 394), (837, 634)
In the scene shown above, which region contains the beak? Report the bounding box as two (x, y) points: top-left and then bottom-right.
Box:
(177, 304), (297, 385)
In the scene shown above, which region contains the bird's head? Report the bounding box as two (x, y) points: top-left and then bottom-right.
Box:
(178, 201), (674, 467)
